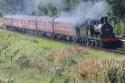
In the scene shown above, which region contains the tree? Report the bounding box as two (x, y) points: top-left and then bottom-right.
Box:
(0, 0), (26, 15)
(107, 0), (125, 18)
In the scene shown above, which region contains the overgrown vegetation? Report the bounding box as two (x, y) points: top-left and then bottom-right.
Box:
(0, 30), (124, 83)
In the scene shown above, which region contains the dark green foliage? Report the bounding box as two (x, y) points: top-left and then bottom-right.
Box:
(106, 0), (125, 37)
(61, 75), (70, 83)
(8, 79), (15, 83)
(0, 0), (25, 14)
(119, 69), (125, 83)
(107, 68), (125, 83)
(107, 67), (118, 83)
(107, 0), (125, 18)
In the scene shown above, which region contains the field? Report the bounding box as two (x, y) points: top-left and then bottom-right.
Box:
(0, 30), (125, 83)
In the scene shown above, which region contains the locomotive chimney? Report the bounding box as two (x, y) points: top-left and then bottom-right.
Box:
(99, 17), (108, 24)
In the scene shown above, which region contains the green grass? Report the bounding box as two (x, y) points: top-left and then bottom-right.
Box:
(0, 30), (76, 82)
(36, 38), (71, 49)
(0, 30), (124, 83)
(84, 48), (123, 60)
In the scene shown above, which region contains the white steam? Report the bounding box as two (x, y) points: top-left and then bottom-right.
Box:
(37, 0), (66, 8)
(60, 1), (109, 23)
(21, 0), (109, 20)
(12, 0), (109, 26)
(20, 0), (35, 15)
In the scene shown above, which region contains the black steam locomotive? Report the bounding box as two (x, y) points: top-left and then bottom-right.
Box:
(77, 17), (117, 48)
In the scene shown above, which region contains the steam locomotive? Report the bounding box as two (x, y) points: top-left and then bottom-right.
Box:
(3, 15), (118, 48)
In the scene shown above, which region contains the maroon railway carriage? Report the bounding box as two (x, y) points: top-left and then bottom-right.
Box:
(4, 16), (13, 27)
(3, 16), (19, 29)
(27, 16), (37, 30)
(36, 17), (79, 40)
(22, 16), (29, 29)
(3, 16), (10, 27)
(53, 17), (78, 40)
(3, 16), (83, 41)
(17, 18), (23, 28)
(37, 16), (54, 33)
(21, 16), (37, 31)
(4, 15), (24, 30)
(4, 16), (78, 37)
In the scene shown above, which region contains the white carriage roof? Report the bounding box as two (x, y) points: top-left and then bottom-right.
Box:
(54, 17), (77, 23)
(4, 15), (52, 20)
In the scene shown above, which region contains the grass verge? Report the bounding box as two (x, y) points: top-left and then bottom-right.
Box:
(0, 30), (124, 83)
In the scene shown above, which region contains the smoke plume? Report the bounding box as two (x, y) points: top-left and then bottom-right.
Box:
(59, 0), (109, 24)
(22, 0), (35, 15)
(35, 0), (109, 25)
(37, 0), (66, 8)
(9, 0), (109, 25)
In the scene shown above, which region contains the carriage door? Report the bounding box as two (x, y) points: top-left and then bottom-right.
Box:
(76, 28), (80, 37)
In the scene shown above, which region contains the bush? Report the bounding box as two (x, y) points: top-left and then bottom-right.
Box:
(61, 75), (70, 83)
(107, 67), (118, 83)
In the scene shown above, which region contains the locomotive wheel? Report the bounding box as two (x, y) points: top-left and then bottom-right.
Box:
(99, 42), (103, 48)
(90, 40), (96, 47)
(82, 39), (88, 47)
(83, 41), (87, 47)
(94, 40), (99, 47)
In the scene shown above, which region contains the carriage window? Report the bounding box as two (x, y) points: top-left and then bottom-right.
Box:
(68, 25), (70, 29)
(61, 23), (64, 28)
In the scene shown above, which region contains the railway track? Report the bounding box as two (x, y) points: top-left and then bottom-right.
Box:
(113, 48), (125, 55)
(37, 36), (125, 55)
(94, 47), (125, 55)
(1, 28), (125, 55)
